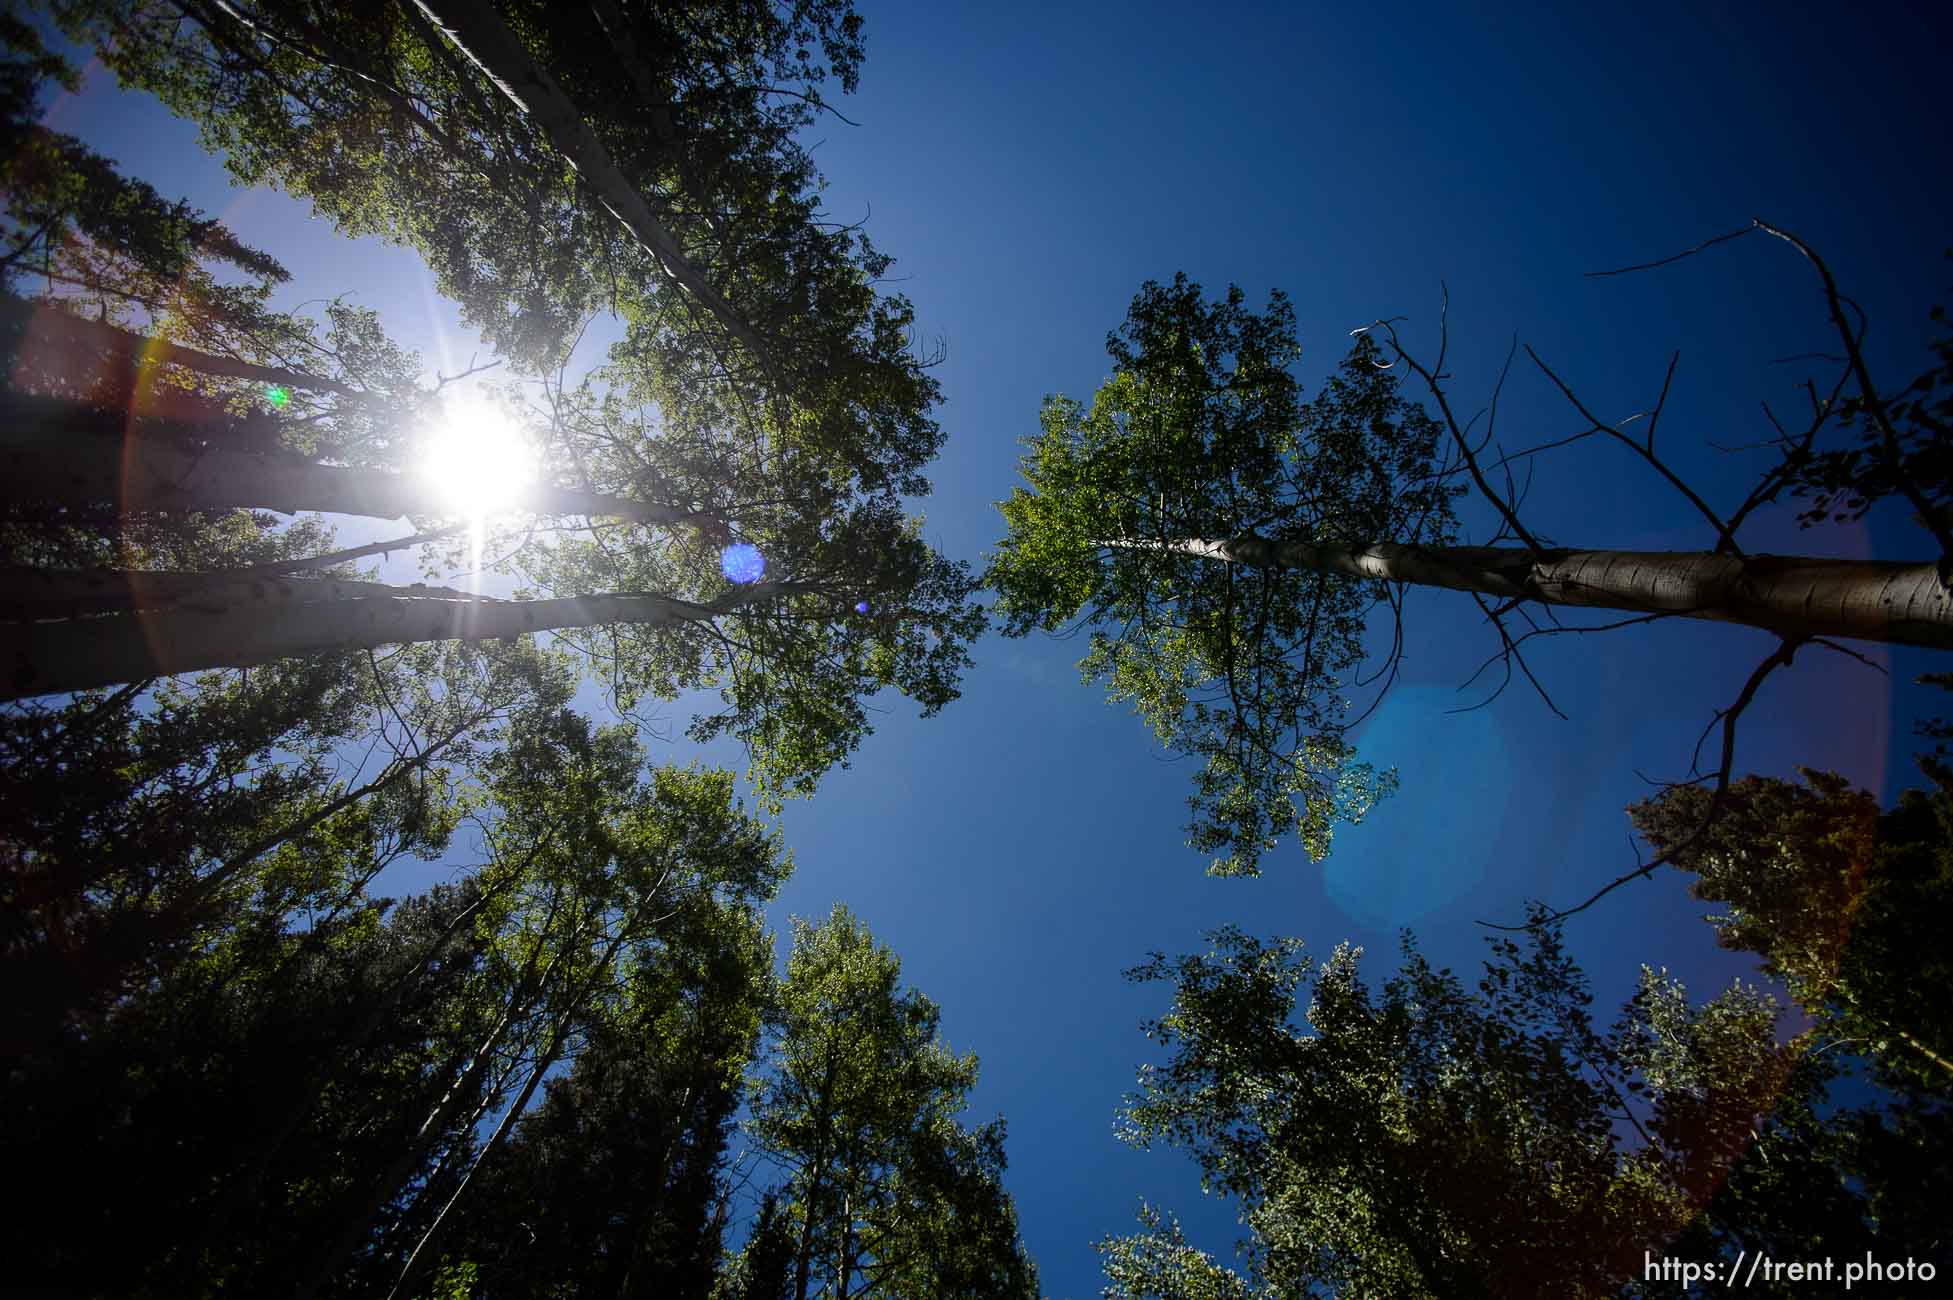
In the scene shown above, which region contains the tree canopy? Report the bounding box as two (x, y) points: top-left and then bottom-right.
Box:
(1632, 761), (1953, 1092)
(1100, 749), (1953, 1297)
(991, 277), (1462, 875)
(7, 4), (1953, 1297)
(7, 0), (984, 812)
(1, 9), (1013, 1295)
(1098, 915), (1794, 1298)
(739, 905), (1041, 1300)
(993, 261), (1953, 881)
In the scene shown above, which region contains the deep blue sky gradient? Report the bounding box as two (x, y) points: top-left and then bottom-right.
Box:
(36, 3), (1953, 1294)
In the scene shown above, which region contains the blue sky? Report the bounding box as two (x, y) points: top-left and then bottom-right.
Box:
(36, 2), (1953, 1295)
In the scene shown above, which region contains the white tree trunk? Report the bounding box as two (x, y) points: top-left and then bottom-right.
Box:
(0, 565), (482, 618)
(1100, 535), (1953, 650)
(2, 580), (794, 701)
(411, 0), (772, 367)
(2, 293), (359, 397)
(6, 423), (708, 527)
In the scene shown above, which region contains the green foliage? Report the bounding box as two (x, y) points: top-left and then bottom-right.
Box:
(1, 19), (428, 463)
(423, 1258), (480, 1300)
(518, 434), (984, 810)
(1631, 764), (1953, 1096)
(5, 876), (503, 1297)
(1097, 1205), (1257, 1300)
(1103, 916), (1795, 1298)
(1, 10), (1012, 1298)
(991, 274), (1459, 874)
(743, 905), (1041, 1300)
(434, 882), (775, 1300)
(1, 627), (799, 1299)
(37, 0), (983, 801)
(45, 0), (925, 481)
(0, 637), (571, 1058)
(716, 1192), (800, 1300)
(1627, 1049), (1953, 1298)
(0, 14), (284, 296)
(50, 0), (870, 379)
(1616, 749), (1953, 1296)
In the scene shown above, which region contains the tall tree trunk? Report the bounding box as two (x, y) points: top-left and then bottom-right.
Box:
(409, 0), (772, 370)
(0, 565), (482, 619)
(5, 408), (713, 527)
(383, 948), (608, 1300)
(792, 1155), (824, 1300)
(835, 1186), (857, 1300)
(1891, 1022), (1953, 1079)
(185, 877), (511, 1265)
(2, 292), (361, 397)
(1101, 535), (1953, 649)
(2, 579), (799, 701)
(792, 1055), (842, 1300)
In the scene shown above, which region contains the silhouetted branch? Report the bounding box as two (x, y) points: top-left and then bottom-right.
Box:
(1454, 588), (1568, 719)
(1486, 634), (1806, 928)
(1584, 224), (1758, 278)
(1753, 218), (1953, 578)
(1526, 345), (1741, 554)
(1359, 321), (1548, 557)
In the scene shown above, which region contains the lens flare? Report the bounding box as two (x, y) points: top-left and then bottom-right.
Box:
(720, 543), (765, 584)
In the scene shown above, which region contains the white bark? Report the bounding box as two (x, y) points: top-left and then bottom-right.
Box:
(1100, 535), (1953, 650)
(411, 0), (772, 368)
(0, 565), (483, 617)
(6, 422), (707, 527)
(2, 580), (794, 701)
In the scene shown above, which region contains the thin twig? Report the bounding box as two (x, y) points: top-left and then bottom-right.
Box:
(1360, 322), (1548, 556)
(1456, 589), (1568, 719)
(1752, 218), (1953, 576)
(1585, 224), (1758, 278)
(1485, 635), (1806, 927)
(1525, 345), (1741, 554)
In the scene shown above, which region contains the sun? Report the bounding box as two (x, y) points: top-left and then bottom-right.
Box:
(419, 394), (538, 519)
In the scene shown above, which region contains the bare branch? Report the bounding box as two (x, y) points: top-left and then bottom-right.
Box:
(1361, 322), (1549, 556)
(1456, 589), (1567, 719)
(1584, 224), (1758, 278)
(1, 294), (365, 398)
(210, 525), (468, 580)
(1752, 218), (1953, 575)
(1488, 635), (1806, 927)
(1525, 345), (1741, 554)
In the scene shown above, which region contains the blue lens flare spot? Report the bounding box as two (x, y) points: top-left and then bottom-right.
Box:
(265, 385), (290, 409)
(854, 601), (871, 615)
(1323, 684), (1508, 930)
(720, 543), (765, 584)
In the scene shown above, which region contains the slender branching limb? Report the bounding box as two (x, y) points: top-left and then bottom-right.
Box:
(1485, 634), (1807, 928)
(1810, 636), (1887, 675)
(1360, 320), (1550, 557)
(1525, 346), (1742, 554)
(1456, 589), (1568, 719)
(1584, 224), (1761, 280)
(1752, 219), (1953, 573)
(1591, 219), (1953, 576)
